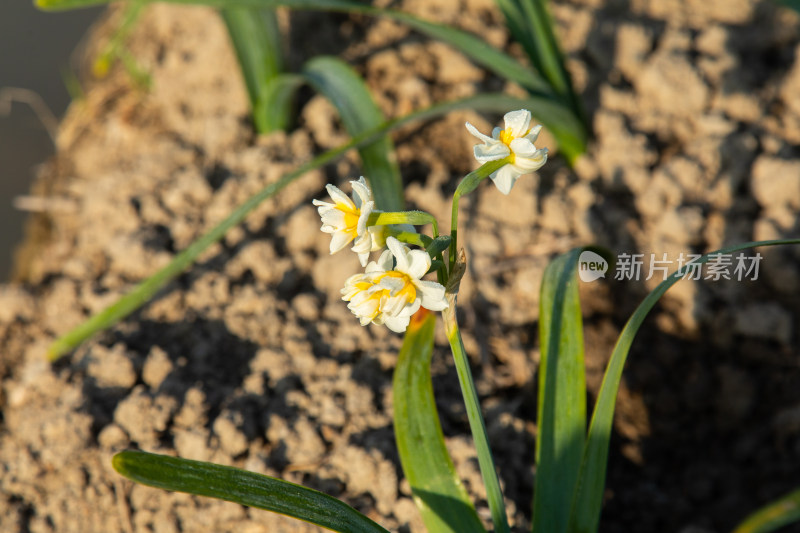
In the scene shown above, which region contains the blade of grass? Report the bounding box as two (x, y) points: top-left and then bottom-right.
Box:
(731, 487), (800, 533)
(303, 56), (403, 211)
(46, 92), (580, 361)
(533, 248), (588, 533)
(394, 309), (486, 533)
(36, 0), (551, 95)
(221, 6), (289, 133)
(113, 450), (389, 533)
(568, 239), (800, 533)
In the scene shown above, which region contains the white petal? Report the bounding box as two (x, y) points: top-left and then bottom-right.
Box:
(349, 297), (379, 319)
(474, 142), (510, 162)
(382, 293), (411, 317)
(509, 137), (538, 158)
(312, 199), (334, 210)
(524, 124), (542, 142)
(404, 249), (431, 279)
(349, 289), (378, 308)
(386, 237), (410, 273)
(377, 275), (406, 294)
(313, 201), (336, 220)
(341, 274), (366, 299)
(325, 184), (355, 210)
(513, 148), (548, 172)
(363, 261), (381, 275)
(415, 280), (448, 311)
(329, 231), (353, 253)
(351, 177), (373, 208)
(504, 109), (531, 138)
(320, 209), (346, 228)
(356, 201), (373, 236)
(372, 249), (394, 272)
(397, 298), (421, 317)
(490, 164), (521, 195)
(383, 315), (411, 333)
(491, 126), (502, 139)
(465, 122), (494, 144)
(351, 232), (372, 255)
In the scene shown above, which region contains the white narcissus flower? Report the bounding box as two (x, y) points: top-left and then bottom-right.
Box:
(465, 109), (548, 195)
(341, 237), (448, 333)
(313, 177), (384, 266)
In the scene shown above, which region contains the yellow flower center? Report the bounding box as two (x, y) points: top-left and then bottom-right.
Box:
(377, 271), (417, 304)
(336, 202), (361, 237)
(498, 127), (515, 146)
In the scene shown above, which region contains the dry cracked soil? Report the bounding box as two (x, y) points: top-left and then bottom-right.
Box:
(2, 0), (800, 531)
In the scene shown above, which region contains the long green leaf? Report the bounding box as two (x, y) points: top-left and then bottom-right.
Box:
(732, 487), (800, 533)
(113, 450), (389, 533)
(303, 56), (403, 212)
(533, 248), (587, 533)
(510, 0), (568, 97)
(394, 309), (486, 533)
(46, 92), (577, 361)
(568, 239), (800, 533)
(493, 0), (585, 127)
(221, 7), (288, 133)
(491, 0), (535, 67)
(36, 0), (551, 95)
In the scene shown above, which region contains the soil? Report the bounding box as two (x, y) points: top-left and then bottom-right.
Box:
(2, 1), (800, 532)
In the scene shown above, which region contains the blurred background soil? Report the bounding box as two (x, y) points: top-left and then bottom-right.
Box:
(1, 0), (800, 531)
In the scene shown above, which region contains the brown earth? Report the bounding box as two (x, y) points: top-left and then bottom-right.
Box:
(2, 0), (800, 532)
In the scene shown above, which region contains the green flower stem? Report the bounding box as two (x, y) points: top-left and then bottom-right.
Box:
(369, 210), (439, 237)
(448, 158), (510, 273)
(442, 294), (510, 533)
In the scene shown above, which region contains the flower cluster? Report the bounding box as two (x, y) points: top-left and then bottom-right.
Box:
(342, 237), (448, 333)
(315, 109), (547, 332)
(312, 177), (387, 267)
(314, 178), (448, 332)
(466, 109), (548, 195)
